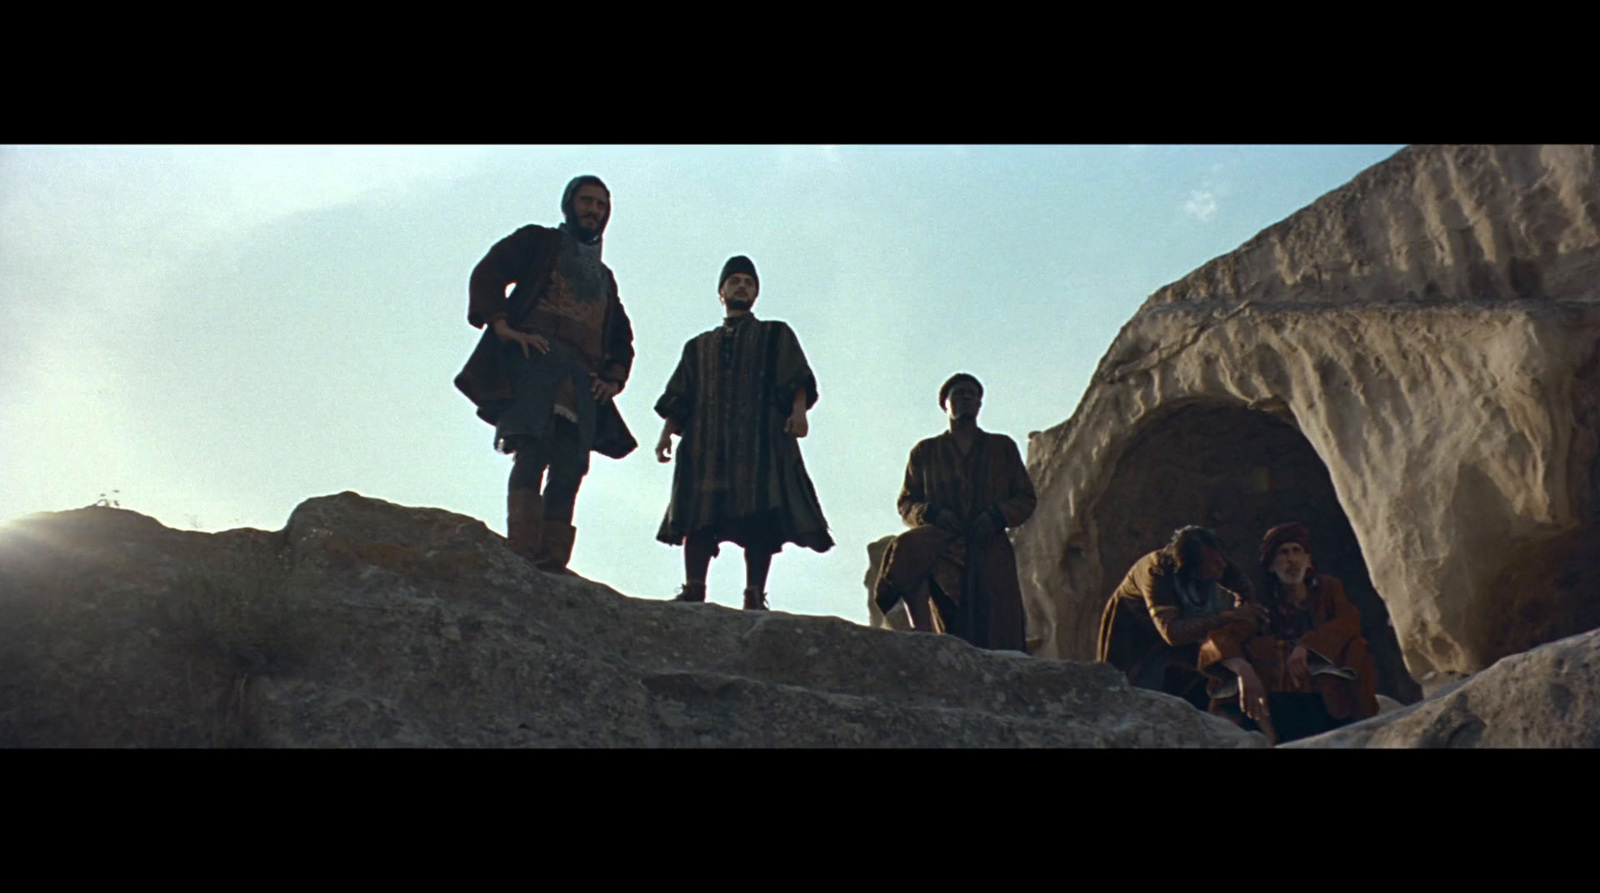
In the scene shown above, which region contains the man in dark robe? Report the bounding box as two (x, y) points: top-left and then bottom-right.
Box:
(1096, 526), (1263, 710)
(453, 175), (636, 575)
(1199, 522), (1381, 744)
(655, 256), (833, 610)
(873, 374), (1037, 652)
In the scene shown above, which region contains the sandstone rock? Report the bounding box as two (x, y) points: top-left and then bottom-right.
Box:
(1017, 145), (1600, 688)
(1288, 627), (1600, 748)
(0, 494), (1263, 748)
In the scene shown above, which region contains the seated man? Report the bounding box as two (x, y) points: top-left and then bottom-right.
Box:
(1199, 522), (1381, 744)
(873, 374), (1036, 651)
(1097, 527), (1262, 711)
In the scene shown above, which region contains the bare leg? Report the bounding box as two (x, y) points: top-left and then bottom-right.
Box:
(904, 580), (939, 633)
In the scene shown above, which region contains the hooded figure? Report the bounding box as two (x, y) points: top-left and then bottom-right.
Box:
(454, 175), (637, 575)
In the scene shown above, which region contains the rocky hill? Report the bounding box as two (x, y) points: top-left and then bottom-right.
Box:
(0, 494), (1262, 748)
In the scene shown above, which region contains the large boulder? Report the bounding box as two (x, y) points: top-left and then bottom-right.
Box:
(1016, 145), (1600, 691)
(0, 493), (1262, 748)
(1288, 627), (1600, 748)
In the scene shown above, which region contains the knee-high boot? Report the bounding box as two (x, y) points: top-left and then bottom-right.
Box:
(506, 488), (545, 564)
(537, 520), (577, 575)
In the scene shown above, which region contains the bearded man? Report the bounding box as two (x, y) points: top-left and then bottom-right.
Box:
(453, 175), (636, 575)
(655, 256), (833, 610)
(1199, 522), (1381, 744)
(872, 374), (1037, 652)
(1097, 526), (1263, 710)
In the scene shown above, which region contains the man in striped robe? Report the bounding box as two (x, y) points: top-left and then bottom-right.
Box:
(873, 374), (1037, 651)
(654, 256), (833, 610)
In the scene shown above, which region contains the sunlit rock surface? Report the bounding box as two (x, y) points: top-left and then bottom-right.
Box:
(0, 494), (1261, 748)
(1018, 145), (1600, 686)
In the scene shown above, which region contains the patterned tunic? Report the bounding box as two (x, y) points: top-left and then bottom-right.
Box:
(655, 313), (832, 552)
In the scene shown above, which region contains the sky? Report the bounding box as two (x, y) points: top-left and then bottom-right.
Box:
(0, 144), (1406, 624)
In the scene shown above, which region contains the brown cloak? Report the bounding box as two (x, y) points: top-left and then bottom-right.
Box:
(874, 430), (1037, 652)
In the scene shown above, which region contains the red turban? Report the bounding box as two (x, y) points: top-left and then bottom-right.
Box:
(1260, 522), (1311, 568)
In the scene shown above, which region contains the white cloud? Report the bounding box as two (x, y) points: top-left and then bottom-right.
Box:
(1183, 189), (1219, 222)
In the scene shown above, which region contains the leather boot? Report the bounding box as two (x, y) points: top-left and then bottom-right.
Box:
(672, 580), (707, 602)
(506, 489), (544, 564)
(536, 520), (578, 575)
(742, 587), (769, 611)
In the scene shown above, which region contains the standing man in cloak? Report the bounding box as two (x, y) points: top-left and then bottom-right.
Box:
(453, 175), (637, 576)
(654, 256), (833, 610)
(873, 374), (1037, 652)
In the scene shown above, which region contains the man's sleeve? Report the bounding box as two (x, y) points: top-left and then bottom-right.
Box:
(603, 278), (634, 389)
(772, 323), (819, 411)
(1198, 591), (1257, 674)
(467, 226), (539, 328)
(1144, 564), (1235, 647)
(1297, 578), (1364, 664)
(896, 445), (937, 528)
(989, 437), (1037, 531)
(654, 340), (695, 426)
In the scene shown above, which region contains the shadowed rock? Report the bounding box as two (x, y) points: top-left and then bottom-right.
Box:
(0, 493), (1262, 748)
(1288, 627), (1600, 748)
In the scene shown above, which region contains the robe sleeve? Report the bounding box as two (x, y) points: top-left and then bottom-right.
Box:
(988, 436), (1037, 531)
(467, 225), (542, 328)
(896, 444), (938, 528)
(602, 277), (634, 390)
(771, 323), (819, 411)
(1198, 590), (1256, 673)
(654, 339), (696, 428)
(1145, 566), (1239, 647)
(1296, 577), (1364, 664)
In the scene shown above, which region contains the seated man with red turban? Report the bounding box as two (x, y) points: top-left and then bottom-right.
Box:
(1200, 523), (1381, 744)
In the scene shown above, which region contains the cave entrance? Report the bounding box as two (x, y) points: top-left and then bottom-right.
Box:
(1095, 400), (1421, 704)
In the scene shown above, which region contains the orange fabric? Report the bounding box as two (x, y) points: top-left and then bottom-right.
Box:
(1199, 575), (1379, 719)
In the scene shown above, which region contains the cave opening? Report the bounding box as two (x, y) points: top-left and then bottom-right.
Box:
(1094, 400), (1422, 704)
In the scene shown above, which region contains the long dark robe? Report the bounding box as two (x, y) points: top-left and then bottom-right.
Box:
(1097, 549), (1251, 709)
(453, 224), (636, 459)
(654, 313), (832, 553)
(874, 430), (1036, 651)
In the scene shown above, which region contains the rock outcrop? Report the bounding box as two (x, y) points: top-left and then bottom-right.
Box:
(1290, 627), (1600, 748)
(0, 494), (1262, 748)
(1017, 145), (1600, 689)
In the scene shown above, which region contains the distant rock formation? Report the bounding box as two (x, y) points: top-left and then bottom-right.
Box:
(1289, 627), (1600, 748)
(1016, 145), (1600, 694)
(0, 494), (1262, 748)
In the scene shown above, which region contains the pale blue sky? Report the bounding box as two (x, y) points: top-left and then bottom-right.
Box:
(0, 144), (1405, 622)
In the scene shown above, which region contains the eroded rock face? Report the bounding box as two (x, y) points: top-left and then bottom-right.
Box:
(1288, 627), (1600, 748)
(0, 494), (1262, 748)
(1017, 145), (1600, 683)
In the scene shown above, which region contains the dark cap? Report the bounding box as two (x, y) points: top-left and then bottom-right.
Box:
(938, 373), (984, 409)
(719, 255), (759, 291)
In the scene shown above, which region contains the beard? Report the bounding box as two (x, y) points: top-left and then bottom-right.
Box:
(726, 299), (753, 312)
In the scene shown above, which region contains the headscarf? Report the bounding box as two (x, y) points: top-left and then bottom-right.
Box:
(560, 175), (609, 243)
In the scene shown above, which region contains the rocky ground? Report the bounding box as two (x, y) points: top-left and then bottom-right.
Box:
(0, 494), (1263, 748)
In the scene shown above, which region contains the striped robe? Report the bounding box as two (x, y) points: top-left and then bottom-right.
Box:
(654, 313), (833, 553)
(873, 430), (1036, 651)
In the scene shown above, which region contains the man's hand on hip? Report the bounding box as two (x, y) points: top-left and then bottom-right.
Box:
(493, 319), (549, 358)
